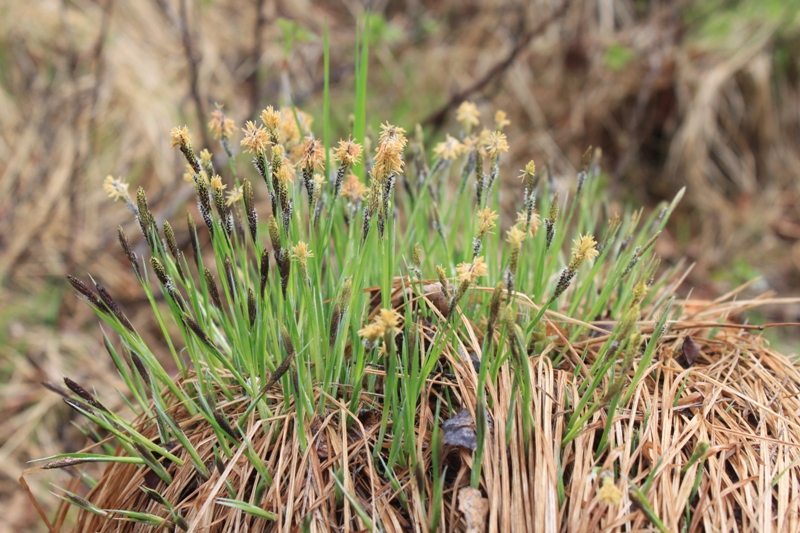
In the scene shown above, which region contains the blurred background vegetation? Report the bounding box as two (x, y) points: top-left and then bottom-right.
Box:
(1, 0), (799, 529)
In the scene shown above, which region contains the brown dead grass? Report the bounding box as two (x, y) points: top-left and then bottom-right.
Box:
(22, 292), (800, 532)
(4, 1), (800, 530)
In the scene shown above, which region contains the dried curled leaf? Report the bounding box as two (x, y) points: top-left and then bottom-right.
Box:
(678, 335), (700, 368)
(458, 487), (489, 533)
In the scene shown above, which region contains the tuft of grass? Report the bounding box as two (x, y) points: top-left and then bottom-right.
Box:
(22, 32), (800, 533)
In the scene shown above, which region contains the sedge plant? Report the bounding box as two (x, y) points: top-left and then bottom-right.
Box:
(30, 43), (686, 531)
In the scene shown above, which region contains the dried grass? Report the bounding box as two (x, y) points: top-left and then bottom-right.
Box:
(23, 289), (800, 532)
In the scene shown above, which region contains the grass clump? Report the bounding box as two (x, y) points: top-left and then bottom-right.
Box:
(24, 52), (800, 533)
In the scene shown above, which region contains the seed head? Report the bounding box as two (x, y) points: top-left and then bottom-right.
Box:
(340, 173), (368, 202)
(494, 110), (510, 131)
(275, 159), (295, 185)
(299, 136), (325, 171)
(358, 308), (403, 344)
(476, 207), (498, 237)
(225, 186), (243, 206)
(456, 256), (488, 283)
(485, 131), (509, 158)
(433, 134), (465, 161)
(506, 225), (526, 247)
(516, 211), (540, 236)
(456, 101), (480, 132)
(571, 234), (599, 263)
(208, 105), (235, 140)
(210, 175), (226, 192)
(333, 138), (363, 166)
(240, 121), (269, 154)
(261, 105), (281, 134)
(290, 241), (313, 265)
(170, 126), (191, 149)
(103, 176), (130, 202)
(519, 161), (536, 181)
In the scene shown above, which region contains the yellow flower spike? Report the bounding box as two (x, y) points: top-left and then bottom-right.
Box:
(433, 134), (466, 161)
(260, 105), (281, 132)
(225, 186), (243, 207)
(340, 173), (368, 202)
(169, 126), (191, 149)
(240, 121), (269, 154)
(456, 256), (488, 283)
(103, 176), (130, 202)
(333, 138), (363, 166)
(486, 131), (509, 157)
(494, 110), (510, 131)
(208, 104), (236, 140)
(571, 234), (600, 263)
(456, 101), (480, 131)
(476, 207), (498, 236)
(290, 241), (313, 264)
(506, 225), (526, 247)
(519, 161), (536, 181)
(210, 175), (226, 192)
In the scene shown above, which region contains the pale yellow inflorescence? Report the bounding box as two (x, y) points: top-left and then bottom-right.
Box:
(340, 174), (368, 202)
(477, 207), (498, 235)
(225, 186), (243, 207)
(433, 134), (466, 161)
(240, 121), (269, 154)
(169, 126), (191, 149)
(456, 101), (480, 130)
(103, 176), (130, 202)
(334, 138), (363, 166)
(208, 105), (236, 139)
(456, 256), (488, 283)
(506, 225), (526, 247)
(571, 234), (600, 263)
(358, 308), (403, 343)
(485, 131), (509, 158)
(494, 110), (510, 131)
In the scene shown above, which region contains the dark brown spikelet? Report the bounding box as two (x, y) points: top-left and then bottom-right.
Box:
(141, 487), (169, 506)
(66, 275), (105, 311)
(163, 221), (186, 281)
(183, 314), (214, 348)
(203, 268), (222, 308)
(247, 288), (257, 328)
(259, 248), (270, 298)
(214, 411), (239, 441)
(42, 457), (92, 470)
(64, 491), (94, 510)
(243, 179), (257, 242)
(279, 255), (291, 296)
(486, 281), (504, 337)
(63, 376), (109, 413)
(329, 277), (352, 347)
(187, 213), (201, 267)
(257, 325), (296, 394)
(136, 187), (156, 250)
(149, 257), (179, 306)
(94, 283), (134, 331)
(130, 352), (152, 388)
(268, 215), (282, 260)
(63, 397), (94, 417)
(196, 178), (215, 236)
(224, 256), (237, 299)
(117, 226), (141, 278)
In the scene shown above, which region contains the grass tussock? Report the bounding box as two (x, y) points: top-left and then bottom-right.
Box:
(22, 74), (800, 530)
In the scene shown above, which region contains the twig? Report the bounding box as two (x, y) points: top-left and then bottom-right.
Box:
(421, 0), (571, 129)
(178, 0), (210, 150)
(247, 0), (268, 119)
